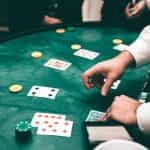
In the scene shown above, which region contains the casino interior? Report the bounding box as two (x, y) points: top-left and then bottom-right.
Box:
(0, 0), (150, 150)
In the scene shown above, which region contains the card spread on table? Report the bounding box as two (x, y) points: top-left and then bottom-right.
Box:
(31, 112), (73, 137)
(27, 85), (59, 100)
(113, 44), (129, 51)
(73, 49), (100, 60)
(37, 120), (73, 137)
(31, 112), (66, 127)
(86, 110), (106, 122)
(44, 58), (72, 71)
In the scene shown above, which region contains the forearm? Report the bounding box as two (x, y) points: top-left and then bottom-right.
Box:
(114, 51), (135, 69)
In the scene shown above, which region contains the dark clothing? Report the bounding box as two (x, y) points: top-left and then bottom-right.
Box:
(47, 0), (83, 23)
(9, 0), (48, 32)
(102, 0), (150, 29)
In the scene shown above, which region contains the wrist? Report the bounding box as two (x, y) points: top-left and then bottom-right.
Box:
(114, 51), (135, 69)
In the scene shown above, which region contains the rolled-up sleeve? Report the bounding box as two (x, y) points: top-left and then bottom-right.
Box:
(126, 25), (150, 67)
(137, 102), (150, 134)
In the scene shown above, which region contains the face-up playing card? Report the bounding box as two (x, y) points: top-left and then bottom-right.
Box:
(86, 110), (106, 122)
(27, 85), (59, 100)
(44, 58), (72, 71)
(31, 112), (66, 127)
(111, 80), (121, 90)
(113, 44), (129, 51)
(37, 120), (73, 137)
(73, 49), (100, 60)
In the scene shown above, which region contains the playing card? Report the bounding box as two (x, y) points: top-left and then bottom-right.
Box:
(73, 49), (100, 60)
(111, 80), (121, 90)
(37, 120), (73, 137)
(27, 85), (59, 100)
(31, 112), (66, 127)
(86, 110), (105, 122)
(44, 58), (72, 71)
(113, 44), (129, 51)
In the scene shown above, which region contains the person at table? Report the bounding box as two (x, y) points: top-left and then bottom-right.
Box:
(82, 25), (150, 131)
(44, 0), (83, 25)
(82, 25), (150, 148)
(82, 0), (150, 28)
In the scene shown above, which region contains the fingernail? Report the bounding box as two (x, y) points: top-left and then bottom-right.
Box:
(101, 91), (106, 96)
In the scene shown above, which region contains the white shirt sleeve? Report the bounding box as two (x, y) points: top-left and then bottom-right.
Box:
(82, 0), (103, 22)
(146, 0), (150, 10)
(137, 102), (150, 134)
(126, 25), (150, 67)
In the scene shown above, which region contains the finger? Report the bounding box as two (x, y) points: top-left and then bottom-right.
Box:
(101, 78), (114, 96)
(82, 65), (104, 88)
(82, 72), (93, 88)
(97, 112), (110, 121)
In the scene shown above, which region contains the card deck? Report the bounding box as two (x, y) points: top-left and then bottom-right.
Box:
(44, 58), (72, 71)
(86, 110), (106, 122)
(73, 49), (100, 60)
(113, 44), (129, 51)
(27, 85), (59, 100)
(31, 112), (66, 127)
(37, 120), (73, 137)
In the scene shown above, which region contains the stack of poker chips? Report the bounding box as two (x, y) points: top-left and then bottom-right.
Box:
(15, 121), (32, 142)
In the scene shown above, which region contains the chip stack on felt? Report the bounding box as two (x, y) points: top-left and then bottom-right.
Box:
(31, 112), (73, 137)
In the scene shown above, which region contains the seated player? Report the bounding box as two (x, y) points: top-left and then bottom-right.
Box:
(82, 0), (150, 28)
(43, 0), (62, 25)
(44, 0), (83, 25)
(82, 25), (150, 148)
(125, 0), (150, 19)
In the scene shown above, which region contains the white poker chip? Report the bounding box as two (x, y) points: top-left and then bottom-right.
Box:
(71, 44), (81, 50)
(9, 84), (23, 93)
(56, 28), (65, 34)
(31, 51), (42, 58)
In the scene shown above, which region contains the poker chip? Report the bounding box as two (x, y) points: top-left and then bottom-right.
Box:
(9, 84), (23, 93)
(71, 44), (81, 50)
(15, 121), (32, 141)
(56, 28), (65, 34)
(112, 39), (123, 45)
(89, 74), (105, 89)
(31, 51), (42, 58)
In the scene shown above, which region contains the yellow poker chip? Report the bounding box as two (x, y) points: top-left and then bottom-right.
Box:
(71, 44), (81, 50)
(56, 28), (65, 34)
(31, 51), (42, 58)
(113, 39), (123, 45)
(9, 84), (23, 93)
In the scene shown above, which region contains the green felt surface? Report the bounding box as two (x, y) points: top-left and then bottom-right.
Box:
(0, 25), (149, 150)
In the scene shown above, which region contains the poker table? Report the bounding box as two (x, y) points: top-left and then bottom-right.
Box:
(0, 23), (149, 150)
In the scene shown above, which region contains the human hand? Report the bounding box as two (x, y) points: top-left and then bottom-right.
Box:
(82, 58), (125, 96)
(102, 95), (141, 125)
(44, 16), (62, 25)
(125, 0), (146, 19)
(82, 51), (134, 96)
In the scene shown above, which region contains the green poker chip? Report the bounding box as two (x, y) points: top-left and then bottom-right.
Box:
(15, 121), (32, 141)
